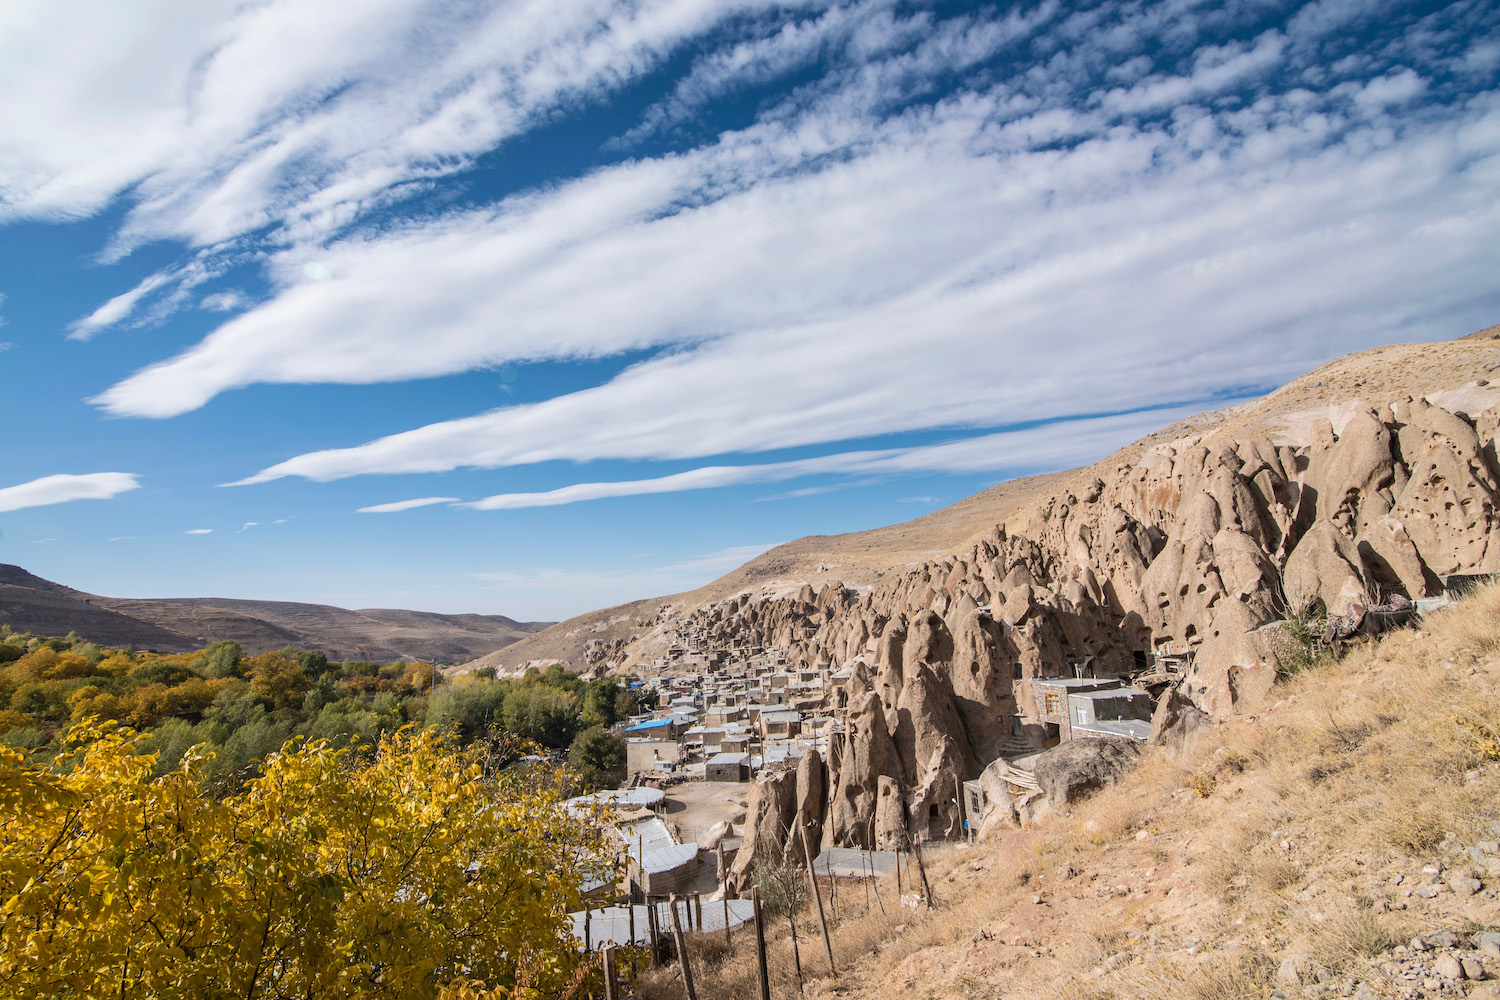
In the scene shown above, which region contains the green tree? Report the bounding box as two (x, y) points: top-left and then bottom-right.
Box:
(501, 685), (581, 748)
(195, 640), (244, 679)
(426, 680), (509, 742)
(581, 678), (621, 729)
(567, 726), (626, 791)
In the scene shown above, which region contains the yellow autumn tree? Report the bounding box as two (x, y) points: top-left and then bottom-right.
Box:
(0, 720), (616, 999)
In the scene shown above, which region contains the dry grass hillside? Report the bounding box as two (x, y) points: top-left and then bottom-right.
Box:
(469, 324), (1500, 673)
(638, 583), (1500, 1000)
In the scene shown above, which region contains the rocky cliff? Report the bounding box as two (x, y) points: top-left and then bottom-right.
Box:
(633, 328), (1500, 879)
(458, 327), (1500, 875)
(723, 375), (1500, 874)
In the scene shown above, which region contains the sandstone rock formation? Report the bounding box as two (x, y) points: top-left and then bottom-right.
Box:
(710, 379), (1500, 870)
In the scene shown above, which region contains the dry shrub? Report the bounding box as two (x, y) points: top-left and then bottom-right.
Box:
(1382, 807), (1445, 854)
(1309, 906), (1409, 971)
(1201, 841), (1298, 907)
(1431, 581), (1500, 653)
(1188, 772), (1216, 798)
(686, 931), (733, 968)
(1059, 980), (1118, 1000)
(1244, 850), (1300, 896)
(1120, 953), (1274, 1000)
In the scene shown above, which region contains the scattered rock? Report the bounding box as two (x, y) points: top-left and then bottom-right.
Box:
(1278, 956), (1311, 986)
(1449, 874), (1483, 896)
(1434, 953), (1466, 980)
(1426, 930), (1464, 949)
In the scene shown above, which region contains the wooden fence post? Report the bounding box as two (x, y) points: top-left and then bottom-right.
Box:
(669, 895), (698, 1000)
(603, 945), (618, 1000)
(786, 896), (805, 996)
(752, 887), (771, 1000)
(800, 828), (836, 980)
(909, 835), (934, 907)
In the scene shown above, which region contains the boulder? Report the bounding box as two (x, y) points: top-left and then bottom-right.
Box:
(874, 775), (909, 850)
(1148, 688), (1209, 749)
(947, 608), (1016, 765)
(1283, 521), (1368, 615)
(1032, 736), (1142, 811)
(786, 748), (826, 859)
(893, 662), (977, 786)
(1188, 599), (1279, 718)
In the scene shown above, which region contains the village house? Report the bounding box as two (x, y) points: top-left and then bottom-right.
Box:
(1029, 677), (1154, 744)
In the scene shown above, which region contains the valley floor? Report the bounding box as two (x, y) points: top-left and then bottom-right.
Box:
(639, 586), (1500, 1000)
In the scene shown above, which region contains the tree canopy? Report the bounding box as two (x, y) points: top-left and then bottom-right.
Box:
(0, 720), (617, 999)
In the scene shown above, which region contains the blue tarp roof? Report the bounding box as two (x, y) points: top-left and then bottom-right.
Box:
(625, 717), (674, 732)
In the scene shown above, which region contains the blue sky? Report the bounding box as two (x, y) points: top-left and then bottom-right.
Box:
(1, 0), (1498, 621)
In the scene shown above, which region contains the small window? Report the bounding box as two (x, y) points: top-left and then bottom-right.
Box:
(1012, 662), (1023, 680)
(1044, 691), (1061, 716)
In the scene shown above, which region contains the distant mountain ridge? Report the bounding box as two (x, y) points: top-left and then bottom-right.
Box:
(0, 564), (551, 663)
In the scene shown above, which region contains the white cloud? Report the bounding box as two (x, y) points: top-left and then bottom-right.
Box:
(357, 496), (461, 513)
(67, 269), (173, 340)
(15, 0), (1500, 519)
(80, 0), (1500, 494)
(234, 521), (258, 532)
(1352, 68), (1428, 113)
(200, 289), (250, 312)
(184, 528), (213, 534)
(0, 472), (140, 513)
(442, 406), (1206, 511)
(0, 0), (797, 255)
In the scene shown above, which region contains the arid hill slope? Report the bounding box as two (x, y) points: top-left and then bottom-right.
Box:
(640, 583), (1500, 1000)
(467, 324), (1500, 675)
(0, 564), (550, 662)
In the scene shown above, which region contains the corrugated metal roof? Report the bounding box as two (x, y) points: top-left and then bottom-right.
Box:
(625, 717), (674, 732)
(638, 842), (699, 874)
(706, 752), (749, 765)
(569, 900), (757, 949)
(620, 816), (675, 853)
(811, 847), (902, 878)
